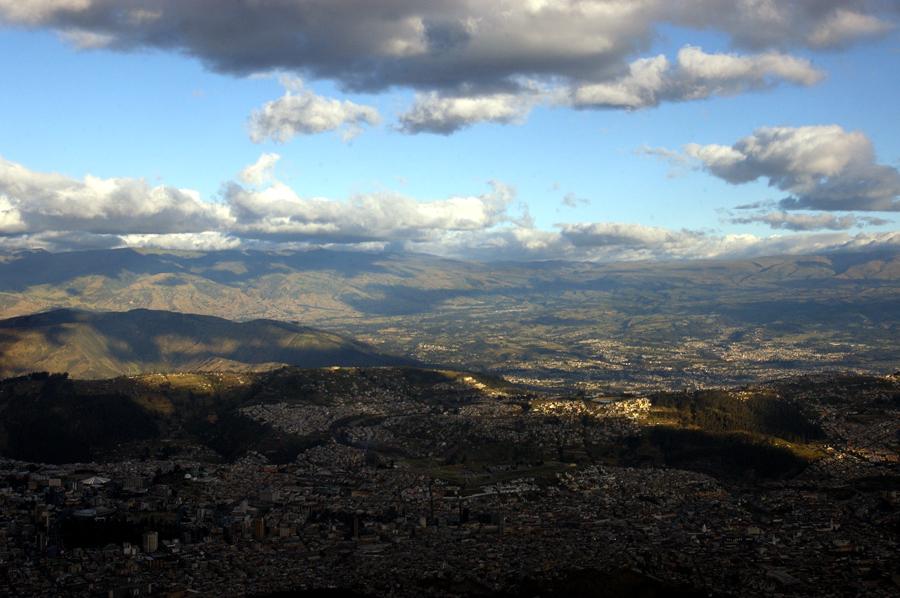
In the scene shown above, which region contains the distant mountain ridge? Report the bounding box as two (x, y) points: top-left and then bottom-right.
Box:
(0, 247), (897, 322)
(0, 247), (897, 388)
(0, 308), (410, 379)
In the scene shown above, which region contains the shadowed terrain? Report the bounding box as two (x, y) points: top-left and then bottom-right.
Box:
(2, 366), (891, 483)
(0, 308), (411, 379)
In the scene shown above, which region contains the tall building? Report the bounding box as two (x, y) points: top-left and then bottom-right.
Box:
(141, 531), (158, 554)
(252, 518), (266, 541)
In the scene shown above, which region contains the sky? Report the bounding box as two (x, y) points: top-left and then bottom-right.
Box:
(0, 1), (898, 262)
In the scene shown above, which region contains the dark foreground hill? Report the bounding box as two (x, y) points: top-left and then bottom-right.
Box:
(0, 366), (894, 484)
(0, 308), (410, 379)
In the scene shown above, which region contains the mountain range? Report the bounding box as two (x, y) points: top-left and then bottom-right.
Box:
(1, 247), (898, 388)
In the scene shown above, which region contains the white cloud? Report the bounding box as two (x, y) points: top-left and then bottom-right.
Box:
(2, 154), (897, 262)
(2, 1), (888, 86)
(118, 231), (242, 251)
(667, 2), (894, 50)
(553, 222), (900, 262)
(807, 9), (894, 48)
(676, 45), (823, 86)
(407, 227), (569, 262)
(571, 46), (823, 109)
(397, 45), (823, 133)
(60, 29), (115, 48)
(686, 125), (900, 211)
(239, 153), (280, 186)
(0, 194), (26, 233)
(0, 155), (533, 249)
(0, 231), (124, 252)
(729, 211), (891, 231)
(571, 54), (670, 109)
(398, 87), (544, 134)
(561, 222), (690, 247)
(0, 0), (91, 25)
(409, 222), (900, 262)
(0, 156), (232, 234)
(226, 180), (522, 243)
(1, 1), (891, 133)
(249, 76), (381, 143)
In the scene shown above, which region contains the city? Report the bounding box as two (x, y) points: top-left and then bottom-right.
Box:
(1, 1), (898, 596)
(0, 369), (897, 596)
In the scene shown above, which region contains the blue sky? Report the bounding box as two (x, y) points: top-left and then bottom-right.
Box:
(0, 2), (897, 260)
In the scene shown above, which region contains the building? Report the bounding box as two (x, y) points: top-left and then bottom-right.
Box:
(141, 531), (158, 554)
(252, 518), (266, 541)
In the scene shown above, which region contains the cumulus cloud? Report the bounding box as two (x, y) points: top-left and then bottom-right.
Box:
(729, 211), (891, 231)
(0, 230), (244, 253)
(239, 153), (280, 185)
(409, 223), (900, 263)
(561, 222), (696, 248)
(1, 1), (888, 87)
(118, 231), (242, 251)
(555, 222), (753, 261)
(0, 155), (535, 250)
(0, 230), (124, 253)
(226, 180), (523, 244)
(1, 1), (890, 133)
(571, 46), (823, 109)
(398, 88), (543, 134)
(0, 156), (232, 235)
(407, 227), (570, 262)
(396, 44), (822, 132)
(667, 3), (893, 51)
(807, 8), (894, 48)
(553, 222), (900, 262)
(248, 77), (380, 143)
(2, 154), (897, 262)
(686, 125), (900, 211)
(0, 0), (93, 25)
